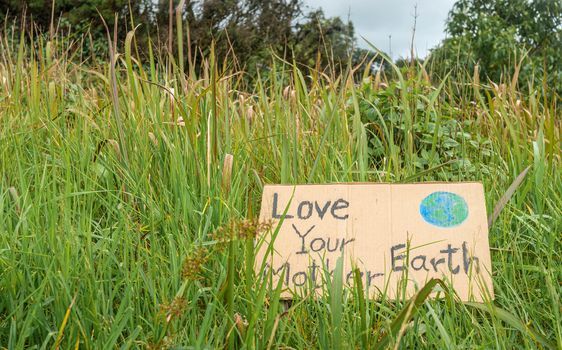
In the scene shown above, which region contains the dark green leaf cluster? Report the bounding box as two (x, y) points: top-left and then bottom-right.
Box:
(431, 0), (562, 96)
(351, 75), (495, 179)
(1, 0), (363, 77)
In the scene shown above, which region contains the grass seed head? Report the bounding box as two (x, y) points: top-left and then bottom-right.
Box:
(181, 247), (209, 281)
(158, 297), (188, 323)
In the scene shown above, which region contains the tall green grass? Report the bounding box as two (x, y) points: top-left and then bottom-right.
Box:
(0, 17), (560, 349)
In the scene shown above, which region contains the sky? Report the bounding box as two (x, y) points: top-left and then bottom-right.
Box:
(303, 0), (457, 59)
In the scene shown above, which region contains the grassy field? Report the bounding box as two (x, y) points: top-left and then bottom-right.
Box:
(0, 23), (560, 349)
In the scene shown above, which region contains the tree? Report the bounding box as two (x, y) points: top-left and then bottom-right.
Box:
(0, 0), (151, 35)
(292, 9), (355, 73)
(432, 0), (562, 94)
(1, 0), (367, 78)
(179, 0), (302, 72)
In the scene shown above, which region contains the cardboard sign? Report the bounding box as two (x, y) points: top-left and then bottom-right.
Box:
(256, 183), (494, 301)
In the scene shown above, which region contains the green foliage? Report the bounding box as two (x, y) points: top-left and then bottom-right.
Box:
(352, 70), (494, 179)
(0, 0), (147, 34)
(293, 9), (355, 72)
(432, 0), (562, 95)
(1, 0), (361, 77)
(181, 0), (302, 73)
(1, 0), (151, 59)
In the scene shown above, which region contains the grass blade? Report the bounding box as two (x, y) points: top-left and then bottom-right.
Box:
(374, 279), (446, 350)
(465, 302), (556, 350)
(488, 166), (531, 228)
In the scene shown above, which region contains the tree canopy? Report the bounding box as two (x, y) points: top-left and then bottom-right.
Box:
(432, 0), (562, 94)
(2, 0), (378, 76)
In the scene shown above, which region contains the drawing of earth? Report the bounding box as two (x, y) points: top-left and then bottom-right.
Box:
(419, 191), (469, 228)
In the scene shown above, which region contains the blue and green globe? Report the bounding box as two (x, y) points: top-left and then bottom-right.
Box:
(419, 192), (469, 228)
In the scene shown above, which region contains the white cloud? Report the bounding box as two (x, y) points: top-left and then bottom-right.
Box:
(303, 0), (456, 59)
